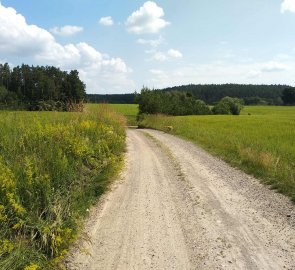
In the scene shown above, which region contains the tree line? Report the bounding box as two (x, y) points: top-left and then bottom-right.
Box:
(87, 84), (294, 105)
(0, 63), (86, 111)
(160, 84), (287, 105)
(136, 87), (244, 117)
(87, 93), (135, 104)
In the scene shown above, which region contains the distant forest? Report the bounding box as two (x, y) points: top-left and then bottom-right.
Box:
(87, 93), (135, 104)
(1, 63), (294, 109)
(0, 63), (86, 111)
(87, 84), (291, 105)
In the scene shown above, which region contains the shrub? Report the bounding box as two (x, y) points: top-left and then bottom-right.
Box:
(137, 87), (211, 116)
(194, 100), (212, 115)
(213, 96), (243, 115)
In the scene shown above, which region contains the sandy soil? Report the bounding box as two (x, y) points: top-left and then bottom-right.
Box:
(67, 128), (295, 270)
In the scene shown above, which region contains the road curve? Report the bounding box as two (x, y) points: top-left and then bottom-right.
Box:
(67, 128), (295, 270)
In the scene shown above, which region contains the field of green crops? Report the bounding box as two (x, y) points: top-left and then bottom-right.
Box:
(139, 106), (295, 202)
(0, 105), (125, 269)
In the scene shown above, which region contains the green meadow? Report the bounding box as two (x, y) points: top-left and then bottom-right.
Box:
(139, 106), (295, 201)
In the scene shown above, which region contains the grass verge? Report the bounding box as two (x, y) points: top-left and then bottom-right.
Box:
(139, 106), (295, 202)
(0, 105), (126, 269)
(86, 104), (138, 126)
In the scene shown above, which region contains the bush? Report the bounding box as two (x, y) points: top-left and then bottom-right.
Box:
(213, 96), (243, 115)
(194, 100), (212, 115)
(137, 87), (211, 116)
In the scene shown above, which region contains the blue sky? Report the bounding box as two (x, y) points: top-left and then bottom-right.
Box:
(0, 0), (295, 93)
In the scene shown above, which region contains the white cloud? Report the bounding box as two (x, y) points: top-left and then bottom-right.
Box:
(245, 61), (287, 79)
(126, 1), (170, 34)
(148, 69), (169, 87)
(0, 5), (55, 56)
(281, 0), (295, 13)
(152, 52), (168, 61)
(99, 16), (114, 26)
(50, 25), (83, 36)
(0, 3), (134, 93)
(150, 69), (165, 75)
(146, 48), (183, 61)
(167, 49), (183, 58)
(261, 61), (287, 72)
(136, 36), (164, 47)
(145, 59), (294, 89)
(247, 70), (262, 79)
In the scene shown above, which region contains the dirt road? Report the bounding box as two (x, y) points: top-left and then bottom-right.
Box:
(68, 128), (295, 270)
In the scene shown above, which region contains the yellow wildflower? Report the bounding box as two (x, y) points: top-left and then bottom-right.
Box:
(23, 264), (39, 270)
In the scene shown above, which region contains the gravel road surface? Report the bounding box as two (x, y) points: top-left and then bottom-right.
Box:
(67, 128), (295, 270)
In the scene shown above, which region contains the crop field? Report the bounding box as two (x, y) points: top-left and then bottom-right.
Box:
(0, 105), (125, 269)
(140, 106), (295, 201)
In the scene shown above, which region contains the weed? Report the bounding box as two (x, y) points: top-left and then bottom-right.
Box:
(0, 106), (125, 269)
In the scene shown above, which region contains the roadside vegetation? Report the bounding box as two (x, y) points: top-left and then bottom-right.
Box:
(139, 106), (295, 202)
(86, 103), (138, 126)
(0, 105), (125, 269)
(107, 104), (138, 126)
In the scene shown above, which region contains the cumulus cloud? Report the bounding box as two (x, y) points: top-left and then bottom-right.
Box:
(50, 25), (83, 36)
(126, 1), (170, 34)
(0, 5), (55, 56)
(137, 36), (164, 47)
(0, 3), (134, 93)
(99, 16), (114, 26)
(281, 0), (295, 13)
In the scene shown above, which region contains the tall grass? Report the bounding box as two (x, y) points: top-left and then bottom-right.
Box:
(0, 105), (126, 269)
(86, 104), (138, 126)
(140, 106), (295, 202)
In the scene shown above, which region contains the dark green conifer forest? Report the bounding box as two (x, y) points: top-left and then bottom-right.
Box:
(0, 63), (86, 111)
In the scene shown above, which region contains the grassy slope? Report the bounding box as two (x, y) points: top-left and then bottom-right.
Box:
(140, 106), (295, 202)
(0, 105), (126, 269)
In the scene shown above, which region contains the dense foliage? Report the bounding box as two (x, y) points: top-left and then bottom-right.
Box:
(212, 97), (244, 115)
(282, 87), (295, 105)
(160, 84), (286, 105)
(0, 106), (125, 269)
(87, 93), (135, 104)
(136, 88), (212, 116)
(136, 88), (244, 116)
(0, 63), (86, 111)
(87, 84), (291, 105)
